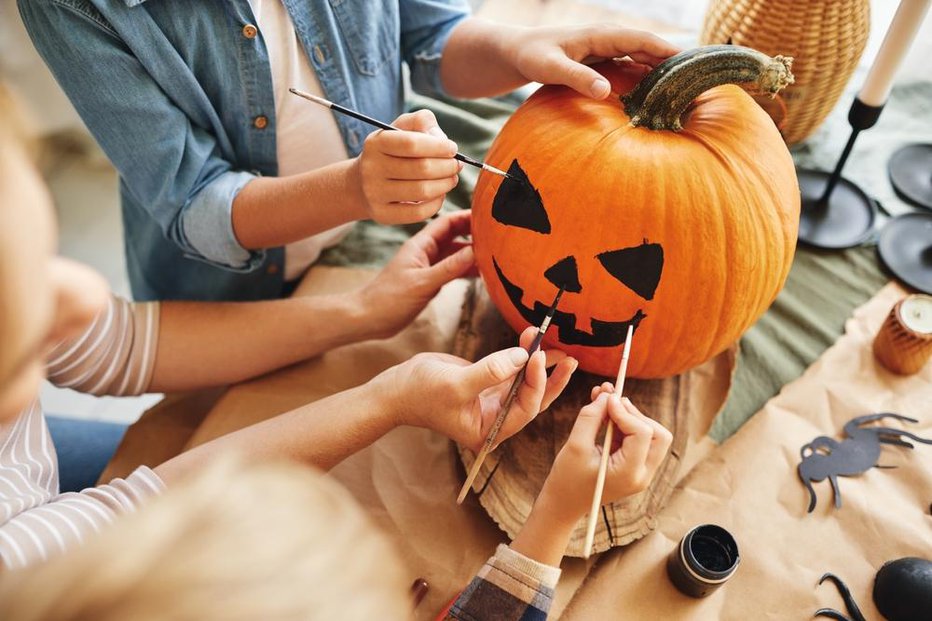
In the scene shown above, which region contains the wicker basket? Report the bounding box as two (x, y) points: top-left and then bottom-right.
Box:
(701, 0), (870, 145)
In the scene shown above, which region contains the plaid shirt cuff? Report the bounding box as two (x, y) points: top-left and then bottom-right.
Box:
(445, 544), (560, 620)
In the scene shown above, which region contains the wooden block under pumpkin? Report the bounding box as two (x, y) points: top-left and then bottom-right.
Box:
(453, 280), (692, 557)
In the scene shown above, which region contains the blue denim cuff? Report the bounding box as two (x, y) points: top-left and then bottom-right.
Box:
(408, 13), (468, 99)
(180, 170), (265, 272)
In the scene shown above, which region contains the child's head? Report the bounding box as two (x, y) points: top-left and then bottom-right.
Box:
(0, 82), (109, 422)
(0, 458), (412, 620)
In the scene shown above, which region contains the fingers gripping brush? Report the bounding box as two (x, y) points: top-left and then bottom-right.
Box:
(456, 286), (565, 505)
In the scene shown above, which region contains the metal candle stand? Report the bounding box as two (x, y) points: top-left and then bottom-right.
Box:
(889, 143), (932, 210)
(881, 143), (932, 294)
(796, 98), (882, 250)
(798, 106), (932, 294)
(797, 0), (932, 294)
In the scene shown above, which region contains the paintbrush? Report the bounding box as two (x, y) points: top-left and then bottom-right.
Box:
(582, 323), (634, 558)
(288, 88), (512, 179)
(456, 286), (565, 505)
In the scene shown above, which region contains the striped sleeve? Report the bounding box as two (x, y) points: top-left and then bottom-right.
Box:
(0, 463), (164, 570)
(444, 544), (561, 620)
(45, 295), (160, 396)
(0, 295), (165, 570)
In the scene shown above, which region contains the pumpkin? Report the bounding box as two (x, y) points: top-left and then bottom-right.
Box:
(471, 46), (800, 378)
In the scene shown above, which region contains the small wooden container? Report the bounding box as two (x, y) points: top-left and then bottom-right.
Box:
(873, 294), (932, 375)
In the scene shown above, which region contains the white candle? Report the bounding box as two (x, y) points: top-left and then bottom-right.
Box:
(900, 294), (932, 334)
(858, 0), (932, 107)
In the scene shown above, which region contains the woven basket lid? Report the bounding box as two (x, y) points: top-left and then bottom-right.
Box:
(454, 280), (696, 557)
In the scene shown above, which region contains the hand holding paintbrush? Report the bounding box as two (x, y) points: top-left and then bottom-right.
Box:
(457, 287), (567, 504)
(580, 331), (674, 557)
(289, 88), (513, 226)
(506, 369), (675, 567)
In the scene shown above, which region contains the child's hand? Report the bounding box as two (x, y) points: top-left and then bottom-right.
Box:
(507, 25), (680, 99)
(541, 385), (673, 524)
(507, 385), (672, 566)
(355, 109), (464, 224)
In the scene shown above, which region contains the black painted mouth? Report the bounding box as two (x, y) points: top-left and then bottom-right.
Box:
(493, 259), (645, 347)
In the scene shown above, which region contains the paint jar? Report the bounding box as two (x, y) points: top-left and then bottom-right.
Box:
(666, 524), (740, 598)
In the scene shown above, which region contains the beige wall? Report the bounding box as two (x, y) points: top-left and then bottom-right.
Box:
(0, 0), (90, 136)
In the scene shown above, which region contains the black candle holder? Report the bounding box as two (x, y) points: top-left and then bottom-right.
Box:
(878, 142), (932, 294)
(877, 211), (932, 294)
(796, 98), (884, 249)
(889, 143), (932, 211)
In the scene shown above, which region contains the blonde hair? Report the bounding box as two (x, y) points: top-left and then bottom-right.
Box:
(0, 459), (412, 621)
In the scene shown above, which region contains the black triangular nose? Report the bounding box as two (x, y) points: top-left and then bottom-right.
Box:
(544, 256), (582, 293)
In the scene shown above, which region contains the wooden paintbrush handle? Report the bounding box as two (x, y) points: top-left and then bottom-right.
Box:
(482, 366), (527, 449)
(455, 366), (527, 505)
(583, 324), (634, 556)
(457, 444), (490, 504)
(583, 423), (614, 557)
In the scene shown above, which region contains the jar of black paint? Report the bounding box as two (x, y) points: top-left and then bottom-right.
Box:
(666, 524), (740, 598)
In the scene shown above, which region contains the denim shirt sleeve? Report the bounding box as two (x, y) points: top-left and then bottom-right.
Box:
(17, 0), (263, 272)
(399, 0), (471, 98)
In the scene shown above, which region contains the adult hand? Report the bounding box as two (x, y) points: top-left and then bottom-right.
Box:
(384, 327), (577, 451)
(353, 109), (464, 223)
(506, 25), (680, 99)
(355, 210), (475, 340)
(539, 384), (673, 524)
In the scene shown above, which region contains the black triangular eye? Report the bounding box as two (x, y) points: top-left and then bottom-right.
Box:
(544, 256), (582, 292)
(597, 242), (664, 300)
(491, 159), (551, 234)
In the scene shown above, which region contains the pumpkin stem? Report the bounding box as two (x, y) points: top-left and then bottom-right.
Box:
(622, 45), (794, 131)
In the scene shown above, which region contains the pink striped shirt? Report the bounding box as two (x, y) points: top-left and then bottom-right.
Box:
(0, 296), (165, 569)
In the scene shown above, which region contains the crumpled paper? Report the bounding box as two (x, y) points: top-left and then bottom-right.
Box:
(559, 282), (932, 620)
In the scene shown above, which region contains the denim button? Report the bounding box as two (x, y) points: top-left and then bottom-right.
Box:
(253, 115), (268, 129)
(313, 45), (326, 65)
(266, 263), (280, 275)
(242, 24), (258, 39)
(348, 130), (359, 148)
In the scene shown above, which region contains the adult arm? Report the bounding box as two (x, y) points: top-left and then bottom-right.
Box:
(156, 329), (576, 482)
(154, 211), (478, 390)
(43, 212), (476, 394)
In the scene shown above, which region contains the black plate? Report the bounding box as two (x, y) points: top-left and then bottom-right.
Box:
(797, 168), (876, 249)
(888, 143), (932, 211)
(877, 212), (932, 294)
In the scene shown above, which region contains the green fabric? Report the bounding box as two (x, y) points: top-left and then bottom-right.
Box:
(709, 246), (886, 442)
(318, 80), (929, 442)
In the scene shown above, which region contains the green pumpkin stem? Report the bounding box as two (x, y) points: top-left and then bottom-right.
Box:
(622, 45), (794, 131)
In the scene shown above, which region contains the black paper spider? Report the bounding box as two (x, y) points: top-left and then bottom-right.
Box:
(798, 413), (932, 513)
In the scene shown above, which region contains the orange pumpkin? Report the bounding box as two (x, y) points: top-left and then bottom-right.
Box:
(472, 46), (800, 378)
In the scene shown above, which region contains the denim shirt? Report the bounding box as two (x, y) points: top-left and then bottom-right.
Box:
(18, 0), (471, 301)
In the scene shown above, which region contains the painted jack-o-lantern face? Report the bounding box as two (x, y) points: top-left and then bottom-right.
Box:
(491, 159), (662, 349)
(475, 154), (669, 378)
(471, 59), (799, 379)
